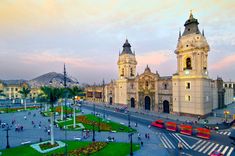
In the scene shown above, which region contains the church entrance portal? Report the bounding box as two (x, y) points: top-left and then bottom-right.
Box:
(131, 98), (135, 108)
(109, 97), (112, 105)
(144, 96), (151, 110)
(163, 100), (170, 113)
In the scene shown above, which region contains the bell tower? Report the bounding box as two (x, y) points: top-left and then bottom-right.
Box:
(117, 39), (137, 80)
(115, 39), (137, 105)
(172, 12), (212, 116)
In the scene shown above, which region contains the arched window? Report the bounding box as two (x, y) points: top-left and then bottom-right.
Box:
(164, 83), (167, 90)
(121, 68), (124, 76)
(130, 68), (134, 76)
(186, 57), (192, 69)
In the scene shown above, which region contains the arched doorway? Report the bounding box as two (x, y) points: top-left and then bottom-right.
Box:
(130, 98), (135, 108)
(163, 100), (170, 113)
(109, 97), (112, 105)
(144, 96), (151, 110)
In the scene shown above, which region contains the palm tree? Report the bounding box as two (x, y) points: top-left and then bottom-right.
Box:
(0, 90), (5, 97)
(68, 86), (82, 128)
(18, 87), (31, 110)
(41, 86), (62, 145)
(36, 93), (48, 112)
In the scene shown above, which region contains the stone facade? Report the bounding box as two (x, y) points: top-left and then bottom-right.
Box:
(85, 13), (232, 116)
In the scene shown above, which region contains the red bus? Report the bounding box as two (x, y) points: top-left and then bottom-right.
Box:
(196, 127), (211, 139)
(180, 124), (193, 136)
(166, 122), (177, 132)
(151, 120), (164, 128)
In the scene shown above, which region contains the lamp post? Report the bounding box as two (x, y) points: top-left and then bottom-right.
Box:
(102, 79), (105, 119)
(5, 124), (11, 149)
(128, 112), (131, 128)
(224, 110), (230, 122)
(93, 103), (95, 115)
(129, 132), (133, 156)
(92, 122), (95, 142)
(98, 114), (101, 132)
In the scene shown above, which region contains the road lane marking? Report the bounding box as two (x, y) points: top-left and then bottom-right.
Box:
(193, 140), (206, 151)
(227, 132), (231, 136)
(223, 132), (228, 135)
(171, 133), (188, 149)
(163, 134), (175, 149)
(219, 132), (223, 134)
(226, 147), (234, 156)
(159, 137), (168, 148)
(221, 146), (229, 155)
(161, 135), (172, 149)
(217, 145), (224, 152)
(176, 133), (191, 149)
(203, 142), (214, 154)
(191, 140), (202, 149)
(199, 141), (211, 152)
(208, 144), (219, 155)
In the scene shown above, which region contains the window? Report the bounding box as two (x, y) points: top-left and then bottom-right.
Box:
(229, 84), (232, 88)
(185, 82), (191, 89)
(225, 84), (227, 87)
(130, 68), (134, 76)
(146, 81), (149, 87)
(121, 68), (124, 76)
(206, 96), (209, 102)
(164, 83), (167, 90)
(15, 88), (18, 91)
(186, 57), (192, 69)
(185, 95), (191, 102)
(131, 83), (134, 89)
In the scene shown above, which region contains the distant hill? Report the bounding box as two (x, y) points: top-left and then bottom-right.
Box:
(29, 72), (79, 88)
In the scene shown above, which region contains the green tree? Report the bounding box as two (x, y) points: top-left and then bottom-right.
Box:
(0, 90), (5, 97)
(40, 86), (63, 145)
(18, 87), (31, 110)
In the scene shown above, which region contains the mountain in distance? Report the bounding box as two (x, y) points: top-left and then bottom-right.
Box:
(29, 72), (79, 88)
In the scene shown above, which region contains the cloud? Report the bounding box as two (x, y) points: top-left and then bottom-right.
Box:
(19, 49), (112, 70)
(136, 50), (173, 66)
(210, 53), (235, 71)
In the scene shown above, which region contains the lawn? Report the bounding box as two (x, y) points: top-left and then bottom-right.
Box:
(42, 106), (81, 117)
(0, 141), (140, 156)
(0, 106), (40, 113)
(57, 114), (136, 133)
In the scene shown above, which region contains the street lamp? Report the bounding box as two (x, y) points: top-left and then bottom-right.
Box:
(4, 124), (11, 149)
(129, 132), (134, 156)
(128, 112), (131, 128)
(93, 104), (96, 115)
(224, 110), (230, 122)
(92, 122), (95, 142)
(98, 114), (101, 132)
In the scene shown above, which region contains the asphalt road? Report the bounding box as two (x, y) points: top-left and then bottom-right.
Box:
(83, 103), (235, 156)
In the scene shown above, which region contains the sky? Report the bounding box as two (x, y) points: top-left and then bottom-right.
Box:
(0, 0), (235, 84)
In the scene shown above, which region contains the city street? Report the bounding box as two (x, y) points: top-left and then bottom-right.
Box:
(0, 103), (234, 156)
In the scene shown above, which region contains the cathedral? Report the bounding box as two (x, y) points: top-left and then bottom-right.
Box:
(86, 13), (221, 117)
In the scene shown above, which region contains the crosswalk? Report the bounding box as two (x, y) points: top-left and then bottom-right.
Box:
(216, 131), (231, 136)
(158, 132), (234, 156)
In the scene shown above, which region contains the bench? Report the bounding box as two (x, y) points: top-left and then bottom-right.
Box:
(21, 141), (31, 145)
(111, 130), (117, 133)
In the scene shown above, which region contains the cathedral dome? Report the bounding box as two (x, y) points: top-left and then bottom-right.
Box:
(120, 39), (133, 55)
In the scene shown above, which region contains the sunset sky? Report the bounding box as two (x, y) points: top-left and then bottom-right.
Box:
(0, 0), (235, 84)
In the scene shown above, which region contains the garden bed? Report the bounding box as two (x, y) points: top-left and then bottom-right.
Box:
(30, 141), (65, 153)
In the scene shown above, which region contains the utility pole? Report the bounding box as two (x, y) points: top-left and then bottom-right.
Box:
(128, 112), (131, 128)
(129, 133), (133, 156)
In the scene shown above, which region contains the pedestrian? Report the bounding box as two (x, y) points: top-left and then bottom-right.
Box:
(24, 116), (27, 120)
(145, 133), (147, 139)
(141, 141), (143, 146)
(197, 116), (200, 121)
(148, 125), (151, 129)
(135, 122), (138, 127)
(147, 133), (150, 139)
